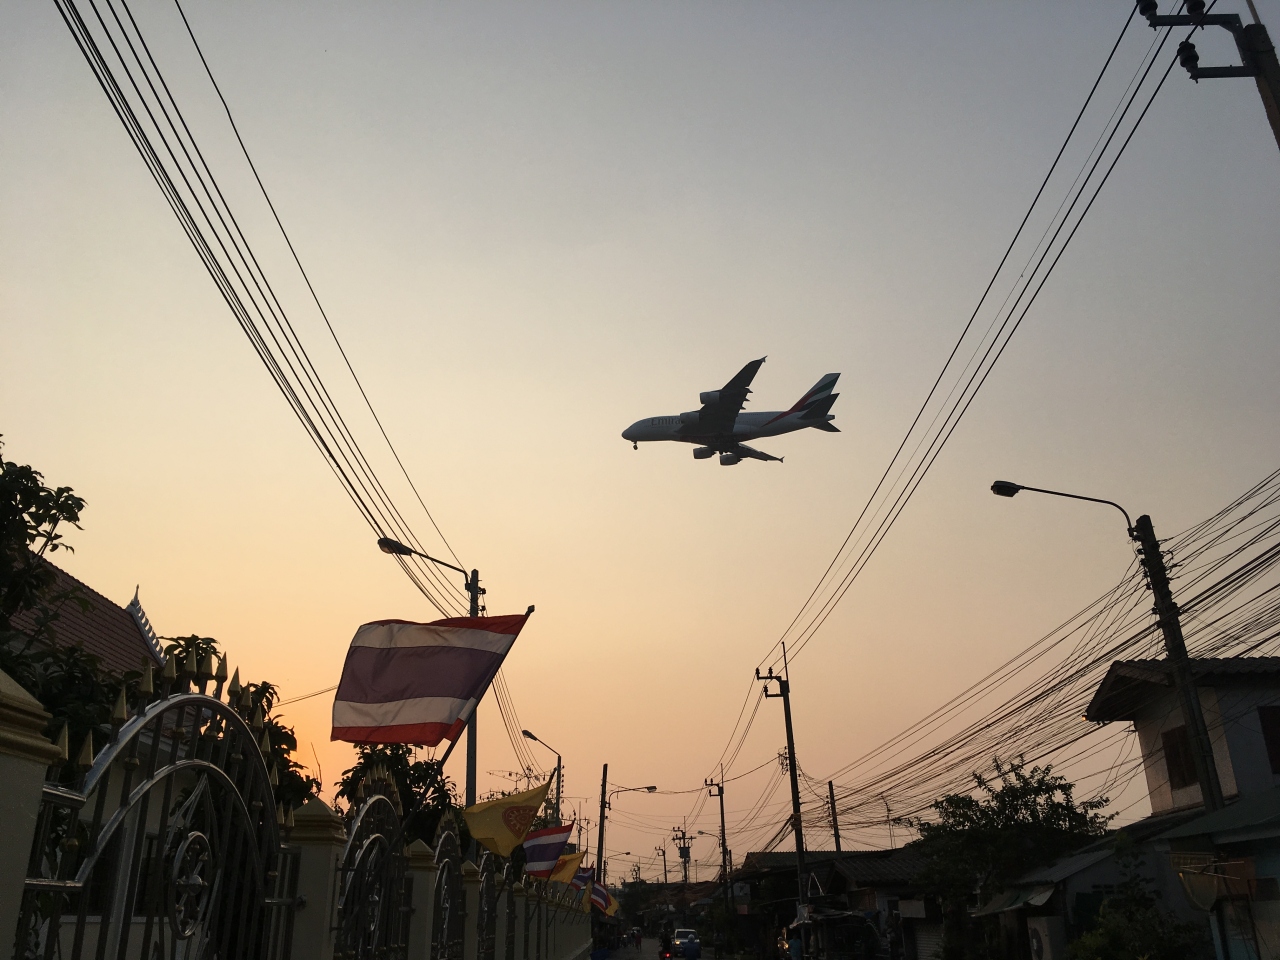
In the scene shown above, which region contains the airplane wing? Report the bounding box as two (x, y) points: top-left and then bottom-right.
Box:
(682, 357), (766, 435)
(733, 442), (783, 463)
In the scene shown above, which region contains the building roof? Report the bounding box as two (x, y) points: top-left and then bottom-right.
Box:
(831, 848), (928, 886)
(1159, 785), (1280, 844)
(737, 848), (926, 888)
(1086, 658), (1280, 722)
(9, 557), (164, 674)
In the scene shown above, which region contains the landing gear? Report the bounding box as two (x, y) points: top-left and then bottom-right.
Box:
(633, 442), (638, 450)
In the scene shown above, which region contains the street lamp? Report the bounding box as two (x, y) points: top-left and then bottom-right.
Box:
(597, 783), (657, 887)
(989, 481), (1132, 532)
(522, 729), (563, 825)
(377, 536), (485, 808)
(990, 479), (1224, 811)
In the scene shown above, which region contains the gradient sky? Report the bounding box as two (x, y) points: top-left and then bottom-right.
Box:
(4, 1), (1280, 878)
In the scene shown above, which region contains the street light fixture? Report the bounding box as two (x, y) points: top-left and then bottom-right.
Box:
(597, 782), (658, 887)
(522, 729), (563, 825)
(989, 481), (1132, 532)
(989, 478), (1224, 811)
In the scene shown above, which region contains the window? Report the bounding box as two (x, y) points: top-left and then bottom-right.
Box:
(1162, 725), (1199, 790)
(1258, 706), (1280, 775)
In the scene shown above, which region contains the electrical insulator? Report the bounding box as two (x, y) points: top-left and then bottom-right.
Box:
(1185, 0), (1206, 16)
(1137, 0), (1159, 19)
(1178, 40), (1200, 77)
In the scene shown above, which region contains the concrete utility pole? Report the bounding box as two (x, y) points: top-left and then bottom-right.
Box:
(1140, 0), (1280, 152)
(597, 763), (609, 885)
(757, 643), (808, 924)
(656, 844), (668, 884)
(465, 569), (484, 808)
(673, 825), (693, 886)
(990, 482), (1225, 812)
(1132, 514), (1225, 810)
(706, 777), (733, 916)
(827, 781), (841, 853)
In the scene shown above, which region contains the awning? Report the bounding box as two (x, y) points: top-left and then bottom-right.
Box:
(973, 885), (1055, 916)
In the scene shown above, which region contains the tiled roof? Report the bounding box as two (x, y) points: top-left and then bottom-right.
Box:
(831, 848), (928, 885)
(737, 848), (927, 886)
(9, 557), (164, 675)
(1087, 657), (1280, 722)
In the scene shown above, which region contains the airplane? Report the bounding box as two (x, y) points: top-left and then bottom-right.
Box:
(621, 358), (840, 465)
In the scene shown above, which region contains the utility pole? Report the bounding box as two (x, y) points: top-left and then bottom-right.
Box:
(597, 763), (609, 885)
(672, 825), (693, 886)
(827, 782), (841, 853)
(465, 568), (485, 808)
(707, 777), (732, 913)
(656, 844), (668, 885)
(707, 775), (735, 951)
(1132, 514), (1225, 810)
(757, 643), (808, 924)
(1140, 0), (1280, 152)
(884, 797), (895, 851)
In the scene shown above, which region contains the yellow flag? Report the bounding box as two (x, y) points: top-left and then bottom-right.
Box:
(549, 850), (585, 884)
(463, 779), (552, 857)
(605, 892), (620, 917)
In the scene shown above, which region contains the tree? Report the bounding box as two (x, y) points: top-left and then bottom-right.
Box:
(0, 437), (87, 656)
(1067, 836), (1207, 960)
(0, 441), (318, 809)
(905, 757), (1112, 959)
(336, 743), (458, 846)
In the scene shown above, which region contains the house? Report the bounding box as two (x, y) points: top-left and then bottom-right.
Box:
(733, 848), (936, 960)
(1086, 658), (1280, 814)
(9, 556), (165, 672)
(976, 656), (1280, 959)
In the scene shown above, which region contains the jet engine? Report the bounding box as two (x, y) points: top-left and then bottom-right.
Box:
(679, 411), (701, 424)
(699, 391), (720, 405)
(692, 446), (715, 459)
(719, 452), (742, 466)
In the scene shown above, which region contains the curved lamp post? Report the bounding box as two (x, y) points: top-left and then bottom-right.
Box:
(522, 729), (563, 825)
(990, 479), (1224, 811)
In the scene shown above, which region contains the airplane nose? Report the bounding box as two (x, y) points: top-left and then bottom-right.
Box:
(621, 425), (636, 442)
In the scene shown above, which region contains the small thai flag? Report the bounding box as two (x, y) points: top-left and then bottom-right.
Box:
(590, 881), (609, 911)
(571, 866), (594, 891)
(522, 823), (575, 878)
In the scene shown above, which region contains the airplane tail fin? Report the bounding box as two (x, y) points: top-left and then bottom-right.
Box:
(788, 373), (840, 420)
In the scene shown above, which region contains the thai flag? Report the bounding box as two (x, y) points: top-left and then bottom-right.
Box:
(590, 881), (609, 911)
(571, 866), (594, 891)
(522, 823), (574, 878)
(331, 614), (530, 746)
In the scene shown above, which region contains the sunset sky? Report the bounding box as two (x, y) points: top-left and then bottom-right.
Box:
(4, 1), (1280, 878)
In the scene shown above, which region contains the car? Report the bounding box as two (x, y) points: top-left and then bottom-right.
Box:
(672, 930), (700, 960)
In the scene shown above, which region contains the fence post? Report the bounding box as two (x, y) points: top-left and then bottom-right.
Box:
(0, 670), (61, 943)
(463, 860), (481, 960)
(513, 883), (528, 960)
(288, 795), (346, 960)
(405, 839), (438, 960)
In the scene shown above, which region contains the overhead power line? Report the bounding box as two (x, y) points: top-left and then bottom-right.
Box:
(693, 1), (1202, 810)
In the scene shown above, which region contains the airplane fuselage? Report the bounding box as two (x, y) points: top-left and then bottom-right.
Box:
(622, 409), (833, 445)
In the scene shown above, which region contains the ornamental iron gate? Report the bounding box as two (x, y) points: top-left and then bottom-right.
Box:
(12, 679), (296, 960)
(333, 787), (411, 959)
(474, 854), (497, 960)
(429, 824), (464, 960)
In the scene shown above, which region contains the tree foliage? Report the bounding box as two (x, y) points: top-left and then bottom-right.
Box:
(907, 757), (1112, 903)
(0, 440), (317, 809)
(1067, 836), (1207, 960)
(336, 743), (458, 846)
(906, 757), (1112, 960)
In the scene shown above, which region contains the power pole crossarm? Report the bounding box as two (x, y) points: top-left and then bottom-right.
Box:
(1140, 1), (1280, 152)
